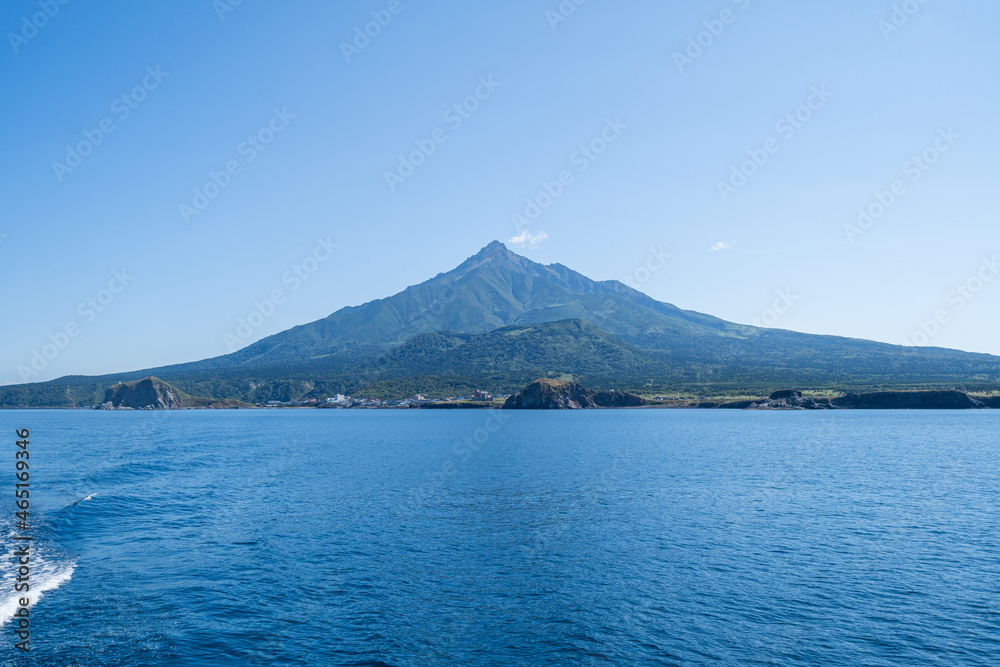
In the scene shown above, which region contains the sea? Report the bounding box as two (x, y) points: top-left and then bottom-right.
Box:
(0, 409), (998, 666)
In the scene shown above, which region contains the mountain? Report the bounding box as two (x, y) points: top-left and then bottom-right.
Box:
(3, 241), (1000, 407)
(167, 240), (739, 372)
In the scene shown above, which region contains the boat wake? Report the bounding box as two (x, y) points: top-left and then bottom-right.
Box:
(0, 523), (78, 626)
(0, 561), (76, 625)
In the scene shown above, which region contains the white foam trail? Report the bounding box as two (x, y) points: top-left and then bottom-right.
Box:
(0, 559), (76, 625)
(83, 493), (97, 501)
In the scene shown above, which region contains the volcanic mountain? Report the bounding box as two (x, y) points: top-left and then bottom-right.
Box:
(4, 241), (1000, 406)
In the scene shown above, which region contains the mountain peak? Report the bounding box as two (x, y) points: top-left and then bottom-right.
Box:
(457, 240), (524, 271)
(479, 240), (513, 257)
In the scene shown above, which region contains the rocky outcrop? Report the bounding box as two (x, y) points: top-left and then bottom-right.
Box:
(731, 389), (992, 410)
(502, 379), (595, 409)
(415, 401), (495, 409)
(502, 378), (646, 409)
(593, 390), (647, 408)
(716, 400), (756, 409)
(831, 390), (985, 409)
(744, 390), (841, 410)
(978, 396), (1000, 409)
(98, 377), (184, 410)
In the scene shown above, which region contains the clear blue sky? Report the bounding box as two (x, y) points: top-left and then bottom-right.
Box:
(2, 0), (999, 385)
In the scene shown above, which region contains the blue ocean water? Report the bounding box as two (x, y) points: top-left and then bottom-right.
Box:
(0, 409), (998, 666)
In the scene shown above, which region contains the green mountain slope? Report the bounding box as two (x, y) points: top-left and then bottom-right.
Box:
(370, 319), (649, 380)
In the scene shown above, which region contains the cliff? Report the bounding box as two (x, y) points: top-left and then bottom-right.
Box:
(502, 378), (646, 409)
(723, 389), (993, 410)
(831, 390), (986, 410)
(98, 376), (244, 410)
(99, 377), (184, 409)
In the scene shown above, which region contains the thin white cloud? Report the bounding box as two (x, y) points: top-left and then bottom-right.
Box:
(707, 241), (734, 252)
(508, 230), (548, 249)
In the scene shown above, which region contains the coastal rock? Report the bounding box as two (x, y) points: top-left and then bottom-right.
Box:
(735, 389), (993, 410)
(717, 400), (756, 409)
(768, 389), (802, 401)
(744, 390), (840, 410)
(415, 401), (495, 409)
(98, 377), (184, 410)
(831, 390), (985, 410)
(594, 389), (647, 408)
(502, 378), (646, 409)
(979, 396), (1000, 409)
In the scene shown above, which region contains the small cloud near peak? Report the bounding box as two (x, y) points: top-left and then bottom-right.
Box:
(707, 241), (734, 252)
(508, 230), (548, 249)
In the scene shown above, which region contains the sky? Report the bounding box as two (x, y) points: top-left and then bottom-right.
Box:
(2, 0), (999, 385)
